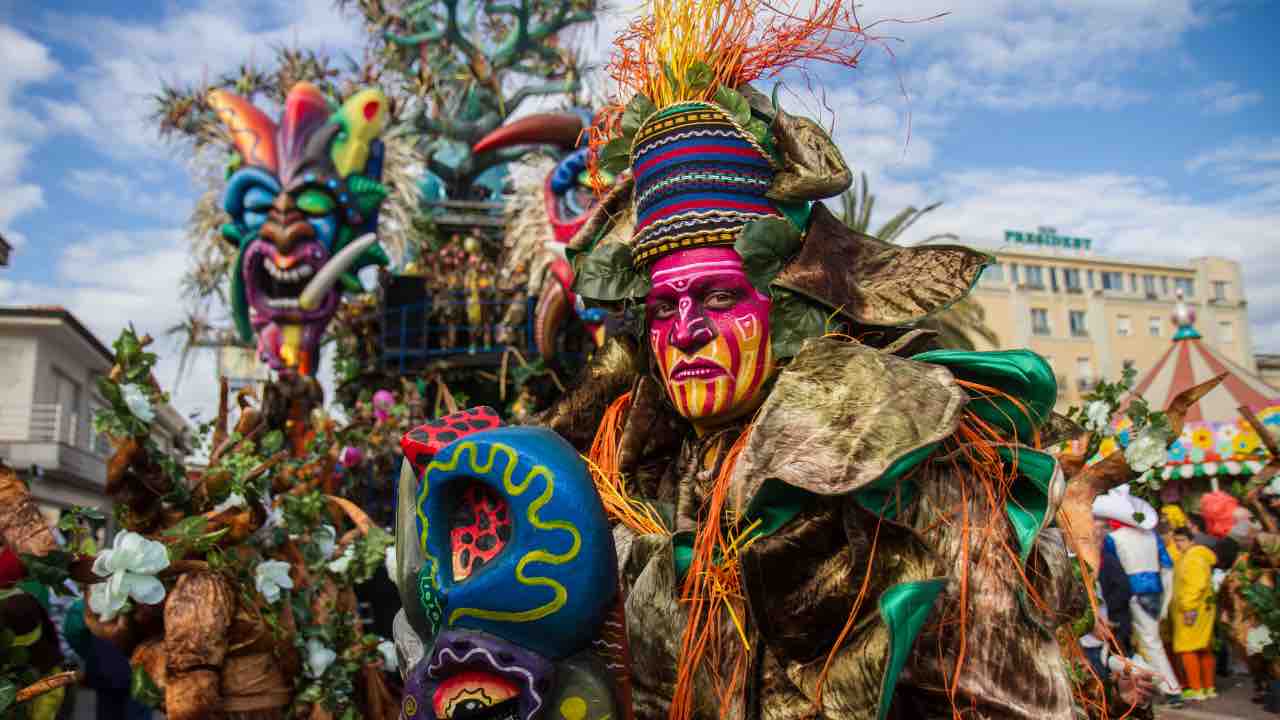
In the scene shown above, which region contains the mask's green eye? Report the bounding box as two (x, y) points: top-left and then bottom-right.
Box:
(296, 189), (336, 216)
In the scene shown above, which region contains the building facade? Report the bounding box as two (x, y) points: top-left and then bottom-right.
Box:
(966, 241), (1253, 411)
(0, 307), (188, 536)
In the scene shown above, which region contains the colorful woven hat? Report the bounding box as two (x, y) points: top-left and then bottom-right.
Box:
(630, 102), (782, 266)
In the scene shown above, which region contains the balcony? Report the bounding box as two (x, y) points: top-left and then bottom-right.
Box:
(0, 403), (107, 486)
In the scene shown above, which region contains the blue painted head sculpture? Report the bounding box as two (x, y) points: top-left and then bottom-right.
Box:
(394, 408), (629, 720)
(210, 82), (391, 375)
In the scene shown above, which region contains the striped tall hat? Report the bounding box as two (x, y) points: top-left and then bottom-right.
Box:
(630, 102), (781, 267)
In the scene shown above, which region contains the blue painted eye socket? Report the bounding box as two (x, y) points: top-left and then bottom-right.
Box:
(223, 167), (282, 238)
(308, 215), (339, 252)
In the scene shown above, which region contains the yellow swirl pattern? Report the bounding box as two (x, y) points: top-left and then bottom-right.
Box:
(417, 441), (583, 626)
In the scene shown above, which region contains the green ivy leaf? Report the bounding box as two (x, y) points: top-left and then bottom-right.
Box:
(714, 85), (752, 127)
(598, 138), (631, 175)
(621, 94), (657, 138)
(745, 117), (770, 146)
(769, 290), (828, 360)
(19, 551), (73, 590)
(261, 429), (285, 455)
(734, 218), (802, 296)
(686, 62), (714, 91)
(130, 665), (164, 708)
(572, 242), (651, 302)
(0, 679), (15, 713)
(11, 624), (41, 648)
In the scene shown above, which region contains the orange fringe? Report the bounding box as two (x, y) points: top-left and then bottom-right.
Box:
(585, 392), (669, 537)
(671, 427), (755, 720)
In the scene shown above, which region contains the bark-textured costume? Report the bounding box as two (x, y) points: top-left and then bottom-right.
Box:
(535, 2), (1081, 717)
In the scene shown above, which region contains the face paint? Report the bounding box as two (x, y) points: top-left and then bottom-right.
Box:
(646, 247), (774, 429)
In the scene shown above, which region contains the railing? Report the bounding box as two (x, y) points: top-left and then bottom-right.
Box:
(0, 403), (78, 445)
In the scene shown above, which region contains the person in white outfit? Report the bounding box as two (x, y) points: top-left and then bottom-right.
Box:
(1093, 485), (1183, 704)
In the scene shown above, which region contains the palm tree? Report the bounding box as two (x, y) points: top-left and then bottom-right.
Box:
(838, 173), (999, 351)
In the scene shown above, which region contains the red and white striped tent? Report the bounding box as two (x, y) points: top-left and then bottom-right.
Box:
(1112, 297), (1280, 482)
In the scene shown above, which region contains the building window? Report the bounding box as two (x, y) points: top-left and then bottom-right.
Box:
(1009, 263), (1019, 284)
(1142, 274), (1156, 297)
(1069, 310), (1088, 337)
(1213, 281), (1230, 301)
(1161, 276), (1170, 295)
(1174, 277), (1195, 297)
(981, 263), (1005, 286)
(1102, 271), (1124, 291)
(1031, 308), (1050, 335)
(1123, 358), (1136, 370)
(1219, 321), (1234, 343)
(1077, 357), (1094, 390)
(1023, 265), (1044, 289)
(1117, 314), (1132, 337)
(1129, 273), (1138, 292)
(1050, 267), (1060, 292)
(1063, 268), (1083, 292)
(1087, 269), (1096, 289)
(1149, 316), (1162, 337)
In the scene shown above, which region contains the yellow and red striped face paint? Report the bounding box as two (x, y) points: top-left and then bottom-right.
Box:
(646, 247), (774, 429)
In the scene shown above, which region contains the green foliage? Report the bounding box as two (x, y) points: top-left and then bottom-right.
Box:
(714, 86), (752, 128)
(348, 526), (393, 585)
(769, 290), (829, 360)
(572, 242), (650, 301)
(18, 551), (74, 595)
(162, 517), (229, 561)
(1241, 573), (1280, 661)
(735, 218), (803, 296)
(130, 665), (163, 708)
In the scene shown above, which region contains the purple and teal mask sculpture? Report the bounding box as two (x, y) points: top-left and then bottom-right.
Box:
(210, 82), (391, 375)
(394, 409), (630, 720)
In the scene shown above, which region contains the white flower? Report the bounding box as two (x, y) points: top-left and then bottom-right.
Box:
(385, 545), (398, 587)
(313, 524), (337, 559)
(121, 383), (155, 423)
(305, 638), (337, 679)
(1266, 474), (1280, 498)
(89, 531), (170, 622)
(1124, 430), (1167, 473)
(211, 492), (246, 515)
(327, 545), (354, 576)
(377, 639), (398, 672)
(254, 560), (294, 603)
(1084, 400), (1113, 436)
(252, 504), (284, 548)
(1247, 625), (1273, 656)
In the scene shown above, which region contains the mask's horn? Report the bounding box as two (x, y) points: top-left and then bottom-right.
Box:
(299, 232), (377, 310)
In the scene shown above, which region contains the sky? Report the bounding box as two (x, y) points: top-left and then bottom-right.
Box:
(1, 0), (1278, 424)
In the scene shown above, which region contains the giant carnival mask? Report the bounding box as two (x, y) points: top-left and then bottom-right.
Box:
(211, 82), (391, 375)
(392, 409), (629, 720)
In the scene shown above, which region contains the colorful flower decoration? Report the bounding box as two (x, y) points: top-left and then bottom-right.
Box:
(89, 531), (170, 622)
(1191, 428), (1214, 449)
(1189, 446), (1206, 463)
(1234, 431), (1261, 455)
(1167, 441), (1187, 463)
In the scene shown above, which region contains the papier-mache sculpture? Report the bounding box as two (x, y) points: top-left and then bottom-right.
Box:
(210, 82), (392, 375)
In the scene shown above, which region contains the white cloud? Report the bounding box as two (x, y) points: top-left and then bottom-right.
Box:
(0, 24), (58, 238)
(894, 167), (1280, 352)
(1190, 81), (1263, 115)
(39, 0), (365, 159)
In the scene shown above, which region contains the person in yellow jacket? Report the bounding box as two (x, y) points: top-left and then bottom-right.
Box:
(1171, 527), (1218, 701)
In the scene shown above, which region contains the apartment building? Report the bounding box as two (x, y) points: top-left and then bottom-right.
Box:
(966, 230), (1253, 411)
(0, 306), (188, 533)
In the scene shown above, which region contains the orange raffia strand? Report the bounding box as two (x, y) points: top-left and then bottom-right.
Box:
(670, 426), (754, 720)
(584, 393), (668, 537)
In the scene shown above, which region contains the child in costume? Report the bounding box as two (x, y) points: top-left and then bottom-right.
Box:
(1091, 485), (1182, 703)
(1169, 527), (1217, 701)
(533, 2), (1087, 717)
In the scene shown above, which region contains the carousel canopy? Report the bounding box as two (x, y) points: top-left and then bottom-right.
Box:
(1103, 294), (1280, 481)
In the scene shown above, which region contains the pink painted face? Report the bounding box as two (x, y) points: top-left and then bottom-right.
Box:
(646, 247), (774, 429)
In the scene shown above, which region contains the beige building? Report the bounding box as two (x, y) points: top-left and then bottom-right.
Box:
(966, 235), (1254, 411)
(1259, 353), (1280, 392)
(0, 307), (188, 535)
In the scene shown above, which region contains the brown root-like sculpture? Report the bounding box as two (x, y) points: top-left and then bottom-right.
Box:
(1055, 373), (1224, 573)
(82, 327), (399, 720)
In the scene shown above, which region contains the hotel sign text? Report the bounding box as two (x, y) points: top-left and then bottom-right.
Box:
(1004, 227), (1092, 251)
